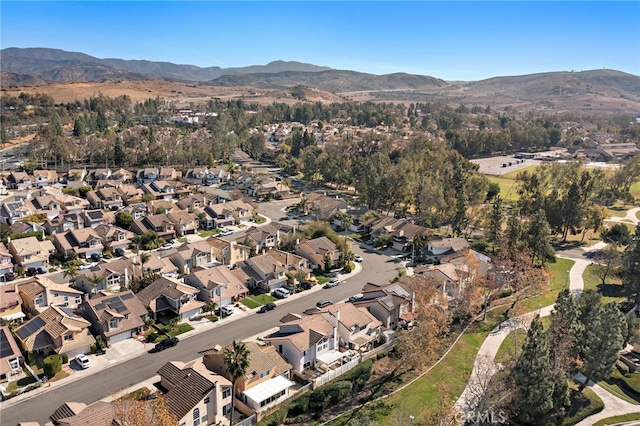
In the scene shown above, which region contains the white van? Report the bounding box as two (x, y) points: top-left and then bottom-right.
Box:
(273, 288), (291, 299)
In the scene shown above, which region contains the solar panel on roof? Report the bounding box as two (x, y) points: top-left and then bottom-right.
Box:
(95, 303), (105, 310)
(120, 293), (134, 300)
(115, 306), (128, 313)
(32, 317), (45, 329)
(16, 327), (30, 339)
(0, 329), (14, 358)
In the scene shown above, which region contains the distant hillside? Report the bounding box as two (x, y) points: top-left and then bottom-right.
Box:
(1, 47), (332, 82)
(0, 72), (48, 87)
(209, 70), (448, 92)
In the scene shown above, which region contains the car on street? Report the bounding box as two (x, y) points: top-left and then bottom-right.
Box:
(316, 299), (333, 308)
(348, 294), (363, 303)
(354, 254), (363, 263)
(75, 354), (91, 369)
(153, 337), (179, 352)
(272, 288), (291, 299)
(26, 267), (39, 277)
(258, 302), (277, 313)
(324, 278), (340, 288)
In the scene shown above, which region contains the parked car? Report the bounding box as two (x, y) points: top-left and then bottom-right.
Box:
(219, 305), (234, 317)
(258, 302), (277, 313)
(158, 243), (173, 251)
(4, 272), (15, 281)
(354, 254), (363, 263)
(79, 262), (97, 270)
(90, 253), (103, 261)
(316, 299), (333, 308)
(37, 267), (46, 274)
(75, 354), (91, 369)
(26, 267), (38, 277)
(348, 294), (363, 303)
(324, 278), (340, 288)
(153, 337), (179, 352)
(272, 288), (291, 299)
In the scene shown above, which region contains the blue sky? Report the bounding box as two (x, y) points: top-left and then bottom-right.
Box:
(1, 1), (638, 80)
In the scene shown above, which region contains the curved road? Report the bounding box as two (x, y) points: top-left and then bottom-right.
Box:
(1, 245), (399, 425)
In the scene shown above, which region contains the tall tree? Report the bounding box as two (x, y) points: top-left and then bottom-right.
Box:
(512, 316), (554, 424)
(579, 302), (626, 390)
(486, 197), (503, 252)
(622, 224), (640, 305)
(223, 341), (250, 424)
(593, 245), (622, 285)
(526, 209), (554, 265)
(505, 205), (523, 257)
(450, 156), (468, 236)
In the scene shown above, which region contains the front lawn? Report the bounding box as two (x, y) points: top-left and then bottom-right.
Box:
(155, 323), (194, 337)
(4, 372), (38, 394)
(593, 413), (640, 426)
(252, 215), (267, 224)
(241, 298), (261, 309)
(583, 264), (625, 303)
(316, 276), (331, 285)
(198, 229), (222, 238)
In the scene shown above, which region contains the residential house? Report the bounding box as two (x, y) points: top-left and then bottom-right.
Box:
(131, 214), (176, 241)
(201, 341), (294, 412)
(266, 249), (310, 278)
(159, 167), (181, 181)
(48, 401), (117, 426)
(239, 225), (281, 253)
(117, 184), (145, 204)
(0, 242), (14, 280)
(136, 253), (180, 278)
(55, 193), (91, 214)
(94, 224), (133, 255)
(30, 195), (62, 221)
(75, 259), (138, 294)
(312, 303), (382, 352)
(294, 237), (340, 270)
(8, 236), (54, 270)
(199, 204), (236, 230)
(264, 314), (342, 373)
(183, 265), (248, 306)
(32, 170), (58, 188)
(0, 197), (34, 224)
(200, 186), (232, 204)
(167, 210), (199, 236)
(176, 194), (211, 213)
(136, 276), (204, 321)
(366, 217), (431, 252)
(0, 326), (23, 383)
(157, 359), (232, 426)
(80, 290), (148, 345)
(53, 227), (104, 260)
(18, 276), (84, 315)
(89, 168), (112, 183)
(0, 284), (25, 323)
(65, 168), (87, 183)
(169, 240), (217, 275)
(206, 237), (250, 268)
(14, 305), (96, 358)
(426, 237), (470, 261)
(141, 180), (187, 201)
(415, 249), (491, 298)
(44, 213), (85, 235)
(228, 199), (254, 223)
(306, 192), (348, 220)
(252, 180), (291, 200)
(351, 282), (415, 330)
(7, 171), (32, 190)
(236, 253), (288, 293)
(136, 167), (159, 184)
(82, 209), (113, 228)
(121, 203), (148, 220)
(86, 187), (124, 211)
(112, 168), (134, 183)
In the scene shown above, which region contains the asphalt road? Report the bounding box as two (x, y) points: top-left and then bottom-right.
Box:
(1, 245), (399, 425)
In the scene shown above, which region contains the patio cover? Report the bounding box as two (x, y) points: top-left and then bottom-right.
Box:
(316, 350), (344, 366)
(243, 375), (294, 404)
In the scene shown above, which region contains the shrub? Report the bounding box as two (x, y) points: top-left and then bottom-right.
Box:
(61, 353), (69, 364)
(617, 360), (630, 375)
(90, 344), (97, 354)
(376, 351), (388, 360)
(309, 389), (329, 411)
(326, 380), (352, 403)
(27, 350), (38, 364)
(343, 359), (373, 389)
(43, 355), (62, 377)
(621, 372), (640, 394)
(288, 393), (310, 416)
(343, 262), (354, 273)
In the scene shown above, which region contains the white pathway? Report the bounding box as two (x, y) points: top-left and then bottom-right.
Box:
(605, 207), (640, 225)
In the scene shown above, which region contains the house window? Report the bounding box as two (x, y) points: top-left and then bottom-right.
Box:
(222, 387), (231, 399)
(278, 345), (283, 354)
(201, 415), (208, 423)
(75, 297), (82, 305)
(35, 295), (44, 305)
(259, 369), (270, 379)
(64, 334), (73, 341)
(63, 295), (69, 303)
(106, 275), (120, 287)
(259, 389), (286, 407)
(204, 396), (210, 404)
(303, 361), (312, 369)
(193, 408), (200, 426)
(317, 337), (329, 353)
(109, 318), (118, 329)
(223, 403), (232, 416)
(54, 292), (59, 297)
(8, 358), (19, 371)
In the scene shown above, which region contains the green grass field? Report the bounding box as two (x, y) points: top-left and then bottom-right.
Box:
(242, 293), (277, 309)
(519, 258), (574, 311)
(582, 264), (625, 304)
(593, 413), (640, 426)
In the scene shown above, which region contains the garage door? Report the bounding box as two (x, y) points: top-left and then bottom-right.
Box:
(108, 331), (132, 345)
(65, 346), (90, 358)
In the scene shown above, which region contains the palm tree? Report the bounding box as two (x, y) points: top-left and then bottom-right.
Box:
(223, 340), (250, 424)
(139, 252), (151, 277)
(88, 274), (104, 294)
(62, 263), (79, 286)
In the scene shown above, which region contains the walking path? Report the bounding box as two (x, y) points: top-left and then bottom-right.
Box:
(605, 207), (640, 225)
(456, 206), (640, 423)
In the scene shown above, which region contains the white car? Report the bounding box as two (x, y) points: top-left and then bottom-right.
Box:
(220, 305), (234, 317)
(158, 243), (173, 251)
(354, 254), (363, 263)
(75, 354), (91, 369)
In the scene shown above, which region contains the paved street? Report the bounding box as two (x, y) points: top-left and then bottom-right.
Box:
(0, 244), (398, 425)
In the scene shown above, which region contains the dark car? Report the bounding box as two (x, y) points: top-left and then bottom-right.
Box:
(316, 299), (333, 308)
(90, 253), (103, 262)
(258, 302), (277, 313)
(4, 272), (15, 282)
(26, 267), (38, 277)
(37, 267), (46, 275)
(153, 337), (179, 352)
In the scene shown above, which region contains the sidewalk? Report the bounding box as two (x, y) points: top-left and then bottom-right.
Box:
(1, 261), (364, 409)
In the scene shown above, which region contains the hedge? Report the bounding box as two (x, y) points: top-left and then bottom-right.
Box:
(43, 355), (62, 377)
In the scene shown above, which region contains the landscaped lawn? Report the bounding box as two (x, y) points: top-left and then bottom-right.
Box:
(316, 276), (331, 285)
(241, 298), (261, 309)
(156, 323), (194, 337)
(597, 379), (640, 405)
(494, 317), (551, 364)
(252, 215), (267, 224)
(5, 372), (38, 393)
(198, 229), (222, 237)
(593, 413), (640, 426)
(519, 258), (574, 311)
(242, 293), (278, 309)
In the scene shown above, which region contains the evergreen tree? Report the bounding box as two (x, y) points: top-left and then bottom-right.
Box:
(622, 224), (640, 305)
(487, 196), (503, 252)
(506, 205), (523, 256)
(579, 302), (626, 390)
(512, 316), (554, 424)
(526, 209), (554, 265)
(450, 156), (468, 236)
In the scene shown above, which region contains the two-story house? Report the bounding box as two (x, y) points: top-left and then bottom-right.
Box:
(0, 326), (23, 383)
(236, 253), (287, 293)
(183, 265), (248, 307)
(157, 359), (232, 426)
(206, 237), (250, 268)
(351, 282), (415, 330)
(30, 195), (62, 221)
(264, 314), (340, 373)
(0, 284), (25, 323)
(80, 290), (148, 345)
(294, 237), (340, 271)
(75, 258), (138, 294)
(166, 210), (199, 236)
(0, 242), (14, 281)
(136, 276), (204, 321)
(312, 303), (382, 353)
(86, 188), (124, 211)
(136, 167), (159, 184)
(239, 225), (281, 253)
(53, 227), (104, 260)
(112, 168), (135, 183)
(168, 240), (217, 275)
(199, 204), (236, 230)
(0, 197), (34, 224)
(32, 170), (59, 188)
(426, 237), (470, 261)
(8, 236), (54, 270)
(82, 209), (113, 228)
(14, 305), (95, 358)
(94, 224), (133, 255)
(7, 171), (33, 190)
(18, 276), (84, 315)
(201, 341), (294, 412)
(131, 214), (176, 241)
(116, 184), (145, 205)
(44, 213), (85, 235)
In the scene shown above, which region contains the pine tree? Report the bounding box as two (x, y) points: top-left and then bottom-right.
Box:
(487, 196), (503, 252)
(622, 224), (640, 305)
(526, 209), (554, 265)
(579, 302), (626, 390)
(506, 205), (523, 256)
(512, 315), (554, 424)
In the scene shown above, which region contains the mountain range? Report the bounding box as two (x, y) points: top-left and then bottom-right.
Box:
(2, 47), (640, 115)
